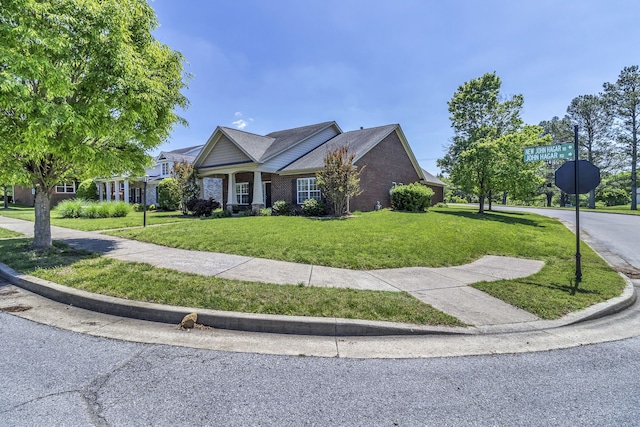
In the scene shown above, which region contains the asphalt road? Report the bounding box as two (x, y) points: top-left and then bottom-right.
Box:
(1, 310), (639, 426)
(2, 207), (639, 426)
(492, 206), (640, 271)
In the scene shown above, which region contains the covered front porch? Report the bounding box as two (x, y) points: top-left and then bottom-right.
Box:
(202, 168), (272, 213)
(94, 177), (159, 206)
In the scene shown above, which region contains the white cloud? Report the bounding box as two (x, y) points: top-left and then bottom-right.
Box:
(232, 119), (248, 130)
(232, 113), (254, 130)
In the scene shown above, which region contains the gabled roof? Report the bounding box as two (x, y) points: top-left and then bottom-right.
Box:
(280, 124), (398, 172)
(217, 127), (275, 162)
(421, 169), (445, 187)
(194, 121), (340, 168)
(157, 144), (203, 164)
(262, 121), (339, 161)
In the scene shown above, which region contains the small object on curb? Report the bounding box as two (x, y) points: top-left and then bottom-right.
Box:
(180, 312), (197, 329)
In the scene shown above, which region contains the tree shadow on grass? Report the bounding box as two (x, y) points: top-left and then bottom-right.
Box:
(0, 238), (98, 273)
(435, 209), (546, 228)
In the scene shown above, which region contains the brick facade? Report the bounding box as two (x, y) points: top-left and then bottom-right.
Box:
(351, 131), (422, 212)
(12, 185), (77, 207)
(269, 131), (442, 213)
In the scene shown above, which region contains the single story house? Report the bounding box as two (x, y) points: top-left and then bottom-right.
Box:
(193, 121), (443, 213)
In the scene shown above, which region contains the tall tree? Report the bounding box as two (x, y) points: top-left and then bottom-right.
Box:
(439, 72), (524, 213)
(451, 126), (548, 209)
(603, 65), (640, 210)
(0, 0), (189, 247)
(567, 94), (613, 208)
(316, 146), (363, 216)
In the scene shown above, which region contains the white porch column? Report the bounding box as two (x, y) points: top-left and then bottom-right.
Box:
(226, 173), (236, 212)
(114, 180), (120, 201)
(106, 181), (112, 201)
(251, 171), (264, 212)
(123, 180), (130, 203)
(98, 183), (104, 202)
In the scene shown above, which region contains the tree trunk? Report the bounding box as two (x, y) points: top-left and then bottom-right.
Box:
(502, 191), (507, 205)
(33, 186), (52, 249)
(589, 189), (596, 209)
(478, 195), (485, 214)
(488, 191), (493, 211)
(546, 192), (553, 207)
(2, 185), (7, 209)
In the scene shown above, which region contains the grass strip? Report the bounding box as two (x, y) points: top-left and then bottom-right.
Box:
(0, 239), (464, 326)
(0, 206), (191, 231)
(0, 227), (23, 238)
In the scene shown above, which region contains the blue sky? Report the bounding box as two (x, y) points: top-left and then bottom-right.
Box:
(148, 0), (640, 175)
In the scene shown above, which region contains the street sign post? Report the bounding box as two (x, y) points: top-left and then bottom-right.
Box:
(523, 143), (574, 162)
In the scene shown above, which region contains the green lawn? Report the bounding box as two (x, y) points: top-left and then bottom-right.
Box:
(0, 205), (192, 231)
(0, 239), (462, 326)
(106, 208), (589, 269)
(0, 227), (23, 238)
(0, 206), (627, 320)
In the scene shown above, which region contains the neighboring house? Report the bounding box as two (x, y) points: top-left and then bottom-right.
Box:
(193, 121), (443, 213)
(13, 181), (78, 207)
(94, 145), (222, 206)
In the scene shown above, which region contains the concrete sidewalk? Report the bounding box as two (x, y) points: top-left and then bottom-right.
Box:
(0, 215), (635, 335)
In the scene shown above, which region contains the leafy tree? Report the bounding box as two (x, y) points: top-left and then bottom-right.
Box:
(495, 126), (549, 200)
(439, 72), (525, 213)
(596, 171), (632, 206)
(0, 0), (189, 248)
(316, 146), (363, 216)
(75, 179), (98, 201)
(157, 177), (180, 210)
(171, 160), (200, 215)
(603, 65), (640, 210)
(567, 94), (613, 208)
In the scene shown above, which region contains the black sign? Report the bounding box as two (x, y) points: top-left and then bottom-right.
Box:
(555, 160), (601, 194)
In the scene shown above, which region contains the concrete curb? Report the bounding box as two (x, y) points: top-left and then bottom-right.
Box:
(1, 262), (636, 337)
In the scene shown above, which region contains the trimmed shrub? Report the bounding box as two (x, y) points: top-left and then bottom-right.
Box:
(272, 200), (292, 216)
(259, 208), (272, 216)
(391, 183), (434, 212)
(158, 177), (180, 210)
(237, 209), (253, 217)
(148, 204), (156, 211)
(76, 179), (98, 200)
(187, 198), (220, 217)
(301, 198), (325, 216)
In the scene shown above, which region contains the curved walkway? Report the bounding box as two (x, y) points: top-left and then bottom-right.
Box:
(0, 215), (636, 337)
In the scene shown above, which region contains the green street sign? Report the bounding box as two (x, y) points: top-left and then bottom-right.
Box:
(523, 143), (574, 162)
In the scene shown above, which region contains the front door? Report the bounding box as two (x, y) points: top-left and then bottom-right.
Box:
(263, 182), (272, 207)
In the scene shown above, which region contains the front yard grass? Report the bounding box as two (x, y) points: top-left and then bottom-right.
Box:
(106, 207), (626, 319)
(0, 239), (463, 326)
(0, 206), (627, 321)
(0, 227), (23, 238)
(0, 205), (191, 231)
